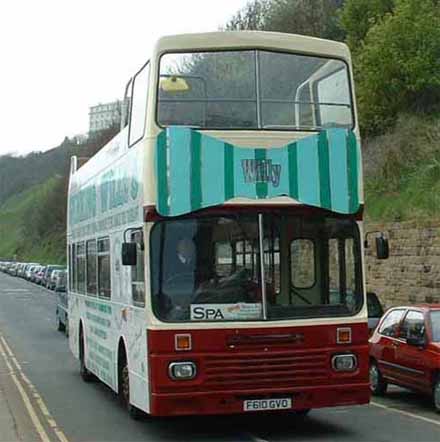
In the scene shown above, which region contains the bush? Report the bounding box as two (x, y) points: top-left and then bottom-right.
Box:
(353, 0), (440, 135)
(339, 0), (394, 49)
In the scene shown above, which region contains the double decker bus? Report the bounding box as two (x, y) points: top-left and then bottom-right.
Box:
(68, 31), (378, 417)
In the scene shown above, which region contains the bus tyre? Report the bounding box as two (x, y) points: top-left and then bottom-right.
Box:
(79, 331), (94, 383)
(119, 358), (143, 420)
(433, 376), (440, 413)
(370, 361), (387, 396)
(57, 319), (65, 332)
(295, 409), (310, 417)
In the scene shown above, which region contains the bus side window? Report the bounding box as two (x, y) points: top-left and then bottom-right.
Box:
(215, 242), (233, 277)
(131, 231), (145, 307)
(315, 66), (352, 128)
(129, 62), (150, 147)
(68, 244), (73, 291)
(86, 239), (97, 297)
(291, 239), (315, 289)
(76, 242), (86, 294)
(97, 238), (111, 299)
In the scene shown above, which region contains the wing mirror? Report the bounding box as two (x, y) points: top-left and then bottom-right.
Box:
(122, 243), (137, 266)
(365, 232), (389, 260)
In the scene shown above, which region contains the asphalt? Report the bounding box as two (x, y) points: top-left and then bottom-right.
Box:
(0, 271), (439, 442)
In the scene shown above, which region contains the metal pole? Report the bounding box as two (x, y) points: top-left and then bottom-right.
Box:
(255, 50), (262, 128)
(258, 213), (267, 320)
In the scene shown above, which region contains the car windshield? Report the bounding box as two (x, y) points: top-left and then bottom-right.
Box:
(150, 213), (362, 322)
(158, 49), (353, 131)
(431, 311), (440, 341)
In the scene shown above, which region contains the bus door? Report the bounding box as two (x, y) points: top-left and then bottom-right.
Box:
(126, 229), (149, 410)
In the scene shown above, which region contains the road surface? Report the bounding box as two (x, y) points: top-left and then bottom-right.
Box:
(0, 272), (439, 442)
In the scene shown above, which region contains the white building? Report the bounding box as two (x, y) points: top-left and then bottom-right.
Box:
(89, 100), (125, 133)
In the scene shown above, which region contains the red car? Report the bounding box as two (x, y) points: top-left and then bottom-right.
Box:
(369, 304), (440, 412)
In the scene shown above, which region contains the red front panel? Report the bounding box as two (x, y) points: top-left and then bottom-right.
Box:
(148, 323), (370, 416)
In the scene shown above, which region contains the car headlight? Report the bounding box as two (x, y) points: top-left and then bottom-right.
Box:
(168, 362), (197, 380)
(332, 354), (357, 372)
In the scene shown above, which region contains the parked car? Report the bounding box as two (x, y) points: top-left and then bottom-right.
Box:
(43, 265), (65, 288)
(24, 262), (40, 281)
(8, 263), (18, 276)
(369, 304), (440, 412)
(23, 263), (39, 279)
(329, 291), (384, 335)
(55, 271), (68, 334)
(34, 266), (46, 285)
(48, 269), (66, 290)
(29, 265), (40, 283)
(15, 263), (25, 277)
(367, 292), (384, 335)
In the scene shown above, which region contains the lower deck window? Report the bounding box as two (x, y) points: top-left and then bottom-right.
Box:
(98, 238), (111, 299)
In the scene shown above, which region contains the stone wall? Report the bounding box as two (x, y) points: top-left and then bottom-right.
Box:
(365, 221), (440, 309)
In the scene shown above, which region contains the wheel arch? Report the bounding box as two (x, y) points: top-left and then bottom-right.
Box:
(116, 335), (129, 391)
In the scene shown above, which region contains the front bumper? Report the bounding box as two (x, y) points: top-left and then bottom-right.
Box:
(150, 382), (370, 416)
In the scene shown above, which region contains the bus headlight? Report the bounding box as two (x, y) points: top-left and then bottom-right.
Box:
(168, 362), (197, 380)
(332, 354), (357, 372)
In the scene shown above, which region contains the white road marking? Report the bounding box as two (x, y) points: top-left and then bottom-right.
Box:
(4, 289), (29, 292)
(0, 340), (51, 442)
(0, 335), (70, 442)
(371, 401), (440, 427)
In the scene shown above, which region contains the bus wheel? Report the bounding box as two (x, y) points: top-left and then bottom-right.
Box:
(79, 328), (94, 383)
(57, 318), (65, 333)
(119, 353), (143, 420)
(295, 409), (310, 417)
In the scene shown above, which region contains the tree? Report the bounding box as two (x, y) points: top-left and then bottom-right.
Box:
(225, 0), (270, 31)
(226, 0), (346, 40)
(339, 0), (394, 50)
(354, 0), (440, 134)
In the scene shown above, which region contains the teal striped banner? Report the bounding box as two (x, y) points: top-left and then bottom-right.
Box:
(155, 127), (360, 216)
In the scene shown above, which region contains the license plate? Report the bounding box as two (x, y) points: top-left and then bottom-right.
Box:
(244, 398), (292, 411)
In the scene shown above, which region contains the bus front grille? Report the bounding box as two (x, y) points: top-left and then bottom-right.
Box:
(204, 351), (328, 389)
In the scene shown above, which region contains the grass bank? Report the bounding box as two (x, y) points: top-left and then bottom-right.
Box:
(364, 114), (440, 221)
(0, 178), (66, 264)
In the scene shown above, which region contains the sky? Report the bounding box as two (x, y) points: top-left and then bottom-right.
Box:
(0, 0), (249, 155)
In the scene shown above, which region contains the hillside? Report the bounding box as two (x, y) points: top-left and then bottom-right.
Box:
(0, 177), (65, 263)
(364, 115), (440, 221)
(0, 127), (118, 264)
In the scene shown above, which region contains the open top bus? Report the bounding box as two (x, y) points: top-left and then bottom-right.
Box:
(67, 31), (387, 418)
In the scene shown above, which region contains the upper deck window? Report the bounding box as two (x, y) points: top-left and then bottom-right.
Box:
(157, 50), (353, 131)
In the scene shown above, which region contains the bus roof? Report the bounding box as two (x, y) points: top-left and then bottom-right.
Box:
(153, 31), (351, 61)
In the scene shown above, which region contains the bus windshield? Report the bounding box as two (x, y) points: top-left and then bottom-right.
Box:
(157, 50), (353, 131)
(150, 214), (362, 322)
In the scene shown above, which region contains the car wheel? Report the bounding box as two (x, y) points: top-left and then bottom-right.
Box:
(370, 361), (387, 396)
(434, 376), (440, 413)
